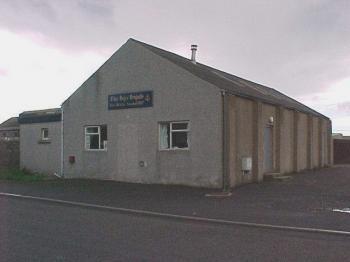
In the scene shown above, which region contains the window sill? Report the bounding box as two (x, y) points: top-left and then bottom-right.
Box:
(38, 140), (51, 144)
(159, 148), (190, 151)
(84, 149), (108, 152)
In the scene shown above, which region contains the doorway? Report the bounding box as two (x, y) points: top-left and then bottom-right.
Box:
(263, 126), (273, 173)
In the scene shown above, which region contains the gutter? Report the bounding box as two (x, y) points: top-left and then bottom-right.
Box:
(60, 106), (64, 178)
(221, 90), (230, 191)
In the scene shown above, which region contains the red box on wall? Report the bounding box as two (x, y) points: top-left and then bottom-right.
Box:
(69, 156), (75, 164)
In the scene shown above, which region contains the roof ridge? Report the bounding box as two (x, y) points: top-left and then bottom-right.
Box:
(131, 39), (267, 95)
(0, 117), (19, 128)
(131, 38), (272, 92)
(129, 38), (193, 61)
(21, 108), (61, 114)
(209, 69), (269, 95)
(132, 39), (328, 119)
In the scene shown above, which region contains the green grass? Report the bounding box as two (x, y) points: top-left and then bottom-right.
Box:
(0, 168), (48, 182)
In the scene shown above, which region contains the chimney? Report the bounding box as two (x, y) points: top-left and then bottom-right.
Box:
(191, 44), (198, 63)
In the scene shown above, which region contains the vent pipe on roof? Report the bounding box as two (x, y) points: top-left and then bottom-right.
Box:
(191, 44), (198, 64)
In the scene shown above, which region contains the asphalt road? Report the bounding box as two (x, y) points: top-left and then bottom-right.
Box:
(1, 198), (350, 262)
(1, 166), (350, 231)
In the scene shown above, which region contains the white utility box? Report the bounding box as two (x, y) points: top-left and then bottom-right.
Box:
(241, 157), (252, 172)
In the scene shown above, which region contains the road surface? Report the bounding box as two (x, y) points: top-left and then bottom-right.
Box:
(0, 197), (350, 261)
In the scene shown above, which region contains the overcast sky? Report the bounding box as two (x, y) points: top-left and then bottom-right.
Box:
(0, 0), (349, 133)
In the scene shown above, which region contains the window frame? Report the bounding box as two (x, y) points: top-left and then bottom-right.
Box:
(41, 128), (49, 141)
(158, 121), (190, 151)
(84, 125), (107, 151)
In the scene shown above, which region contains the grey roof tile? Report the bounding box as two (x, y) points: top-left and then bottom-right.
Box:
(0, 117), (19, 129)
(19, 108), (62, 124)
(130, 38), (327, 119)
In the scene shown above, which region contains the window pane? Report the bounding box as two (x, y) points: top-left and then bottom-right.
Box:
(171, 131), (188, 148)
(159, 123), (170, 149)
(172, 123), (188, 130)
(86, 127), (99, 133)
(42, 128), (49, 139)
(101, 125), (107, 141)
(100, 125), (107, 149)
(89, 134), (100, 149)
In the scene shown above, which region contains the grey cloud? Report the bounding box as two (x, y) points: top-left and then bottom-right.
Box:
(337, 102), (350, 114)
(78, 0), (114, 17)
(307, 100), (350, 122)
(0, 0), (349, 98)
(0, 0), (118, 53)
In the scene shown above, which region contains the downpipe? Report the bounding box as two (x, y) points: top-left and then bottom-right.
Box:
(221, 90), (230, 192)
(60, 106), (64, 178)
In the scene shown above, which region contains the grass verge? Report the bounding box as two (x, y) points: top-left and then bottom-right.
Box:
(0, 168), (48, 182)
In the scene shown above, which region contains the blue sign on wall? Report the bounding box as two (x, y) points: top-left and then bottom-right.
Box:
(108, 91), (153, 110)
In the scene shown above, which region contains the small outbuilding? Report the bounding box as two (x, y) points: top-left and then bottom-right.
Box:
(333, 134), (350, 165)
(0, 117), (19, 141)
(19, 108), (62, 175)
(0, 117), (20, 169)
(59, 39), (332, 188)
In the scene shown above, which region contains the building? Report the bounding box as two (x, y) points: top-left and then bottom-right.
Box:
(332, 133), (350, 140)
(0, 117), (19, 141)
(0, 117), (20, 169)
(19, 108), (62, 175)
(58, 38), (332, 189)
(333, 133), (350, 164)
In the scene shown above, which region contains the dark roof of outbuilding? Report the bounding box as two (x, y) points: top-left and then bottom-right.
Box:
(19, 108), (62, 124)
(130, 38), (328, 119)
(0, 117), (19, 130)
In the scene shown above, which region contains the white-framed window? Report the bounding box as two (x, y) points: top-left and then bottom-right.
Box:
(85, 125), (107, 151)
(41, 128), (49, 140)
(159, 121), (189, 150)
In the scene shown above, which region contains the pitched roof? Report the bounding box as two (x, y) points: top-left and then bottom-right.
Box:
(19, 108), (62, 124)
(130, 38), (328, 119)
(0, 117), (19, 130)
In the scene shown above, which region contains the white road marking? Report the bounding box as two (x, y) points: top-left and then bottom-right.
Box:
(333, 208), (350, 214)
(0, 191), (349, 236)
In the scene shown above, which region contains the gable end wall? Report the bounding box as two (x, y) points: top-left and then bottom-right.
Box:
(62, 41), (223, 188)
